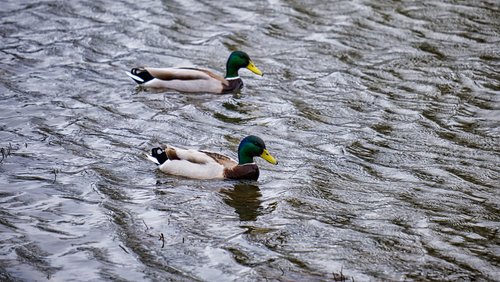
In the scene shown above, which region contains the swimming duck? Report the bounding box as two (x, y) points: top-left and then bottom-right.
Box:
(127, 51), (263, 93)
(147, 135), (278, 180)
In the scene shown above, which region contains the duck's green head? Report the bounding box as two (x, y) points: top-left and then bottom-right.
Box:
(238, 135), (278, 165)
(226, 51), (263, 78)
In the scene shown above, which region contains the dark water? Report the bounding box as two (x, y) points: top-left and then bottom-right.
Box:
(1, 0), (499, 281)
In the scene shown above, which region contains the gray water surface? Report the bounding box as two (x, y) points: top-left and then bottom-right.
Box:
(1, 0), (499, 281)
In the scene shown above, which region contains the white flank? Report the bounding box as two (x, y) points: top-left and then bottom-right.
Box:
(143, 78), (223, 93)
(159, 160), (224, 179)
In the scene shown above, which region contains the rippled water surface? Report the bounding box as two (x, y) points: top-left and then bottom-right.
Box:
(1, 0), (499, 281)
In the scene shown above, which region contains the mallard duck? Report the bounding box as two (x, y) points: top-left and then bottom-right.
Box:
(146, 136), (278, 180)
(127, 51), (263, 93)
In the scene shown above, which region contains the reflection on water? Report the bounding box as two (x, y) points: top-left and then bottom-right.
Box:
(1, 0), (499, 280)
(220, 183), (262, 221)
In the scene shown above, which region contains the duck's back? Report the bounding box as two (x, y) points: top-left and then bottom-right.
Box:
(157, 147), (237, 179)
(143, 68), (226, 93)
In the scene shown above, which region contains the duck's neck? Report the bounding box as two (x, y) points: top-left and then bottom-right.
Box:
(238, 152), (254, 165)
(225, 63), (240, 79)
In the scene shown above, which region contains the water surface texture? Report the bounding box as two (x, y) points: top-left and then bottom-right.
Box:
(1, 0), (499, 281)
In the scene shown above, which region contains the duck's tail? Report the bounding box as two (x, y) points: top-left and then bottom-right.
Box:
(146, 148), (169, 165)
(127, 68), (154, 84)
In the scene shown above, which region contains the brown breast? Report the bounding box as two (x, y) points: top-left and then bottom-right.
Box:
(223, 164), (259, 180)
(222, 78), (244, 93)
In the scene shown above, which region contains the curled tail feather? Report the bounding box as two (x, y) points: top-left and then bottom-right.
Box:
(147, 147), (168, 165)
(127, 68), (154, 84)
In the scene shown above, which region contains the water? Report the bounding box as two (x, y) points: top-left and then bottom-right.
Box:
(1, 0), (499, 281)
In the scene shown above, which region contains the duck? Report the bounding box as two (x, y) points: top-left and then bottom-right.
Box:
(127, 51), (263, 93)
(146, 135), (278, 180)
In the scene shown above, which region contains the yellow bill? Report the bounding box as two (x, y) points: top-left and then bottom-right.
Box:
(246, 60), (263, 76)
(260, 149), (278, 165)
